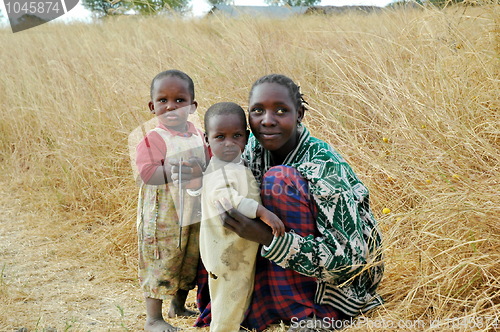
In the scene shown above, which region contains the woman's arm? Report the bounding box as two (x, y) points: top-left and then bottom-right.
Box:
(220, 185), (376, 284)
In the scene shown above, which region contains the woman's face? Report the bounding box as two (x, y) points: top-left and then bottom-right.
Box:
(248, 82), (304, 159)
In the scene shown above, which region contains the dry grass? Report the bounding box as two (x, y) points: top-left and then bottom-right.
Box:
(1, 4), (499, 331)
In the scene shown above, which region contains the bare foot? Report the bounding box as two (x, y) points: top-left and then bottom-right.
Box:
(145, 318), (180, 332)
(167, 289), (198, 318)
(167, 303), (198, 318)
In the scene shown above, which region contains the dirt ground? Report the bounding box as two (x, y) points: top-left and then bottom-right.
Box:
(0, 187), (206, 332)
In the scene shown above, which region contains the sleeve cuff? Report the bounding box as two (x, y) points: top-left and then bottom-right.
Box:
(237, 198), (259, 218)
(186, 188), (201, 197)
(261, 232), (295, 264)
(262, 235), (278, 251)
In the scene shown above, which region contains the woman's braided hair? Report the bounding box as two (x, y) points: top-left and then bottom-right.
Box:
(249, 74), (308, 111)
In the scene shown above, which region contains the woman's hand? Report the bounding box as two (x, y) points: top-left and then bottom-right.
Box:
(215, 200), (274, 246)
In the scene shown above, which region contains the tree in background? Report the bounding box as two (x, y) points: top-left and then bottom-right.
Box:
(130, 0), (189, 14)
(265, 0), (321, 5)
(82, 0), (124, 15)
(82, 0), (189, 16)
(207, 0), (232, 5)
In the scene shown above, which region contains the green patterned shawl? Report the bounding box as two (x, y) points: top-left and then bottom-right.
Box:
(243, 125), (384, 317)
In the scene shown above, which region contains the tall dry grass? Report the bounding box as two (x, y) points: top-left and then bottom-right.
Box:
(0, 4), (499, 331)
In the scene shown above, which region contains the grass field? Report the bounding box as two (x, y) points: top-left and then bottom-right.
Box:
(0, 3), (499, 331)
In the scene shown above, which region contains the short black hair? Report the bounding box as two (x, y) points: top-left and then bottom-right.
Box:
(150, 69), (195, 100)
(204, 102), (247, 133)
(249, 74), (308, 111)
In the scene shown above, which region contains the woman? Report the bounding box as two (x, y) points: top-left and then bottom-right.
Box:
(177, 74), (384, 331)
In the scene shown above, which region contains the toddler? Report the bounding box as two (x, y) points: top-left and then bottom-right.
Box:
(199, 102), (284, 332)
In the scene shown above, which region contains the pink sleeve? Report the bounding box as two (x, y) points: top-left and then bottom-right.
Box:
(136, 131), (166, 183)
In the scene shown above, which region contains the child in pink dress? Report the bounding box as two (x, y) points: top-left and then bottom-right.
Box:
(135, 69), (208, 332)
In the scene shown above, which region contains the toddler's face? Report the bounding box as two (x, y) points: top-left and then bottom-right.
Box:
(149, 76), (196, 132)
(206, 114), (247, 163)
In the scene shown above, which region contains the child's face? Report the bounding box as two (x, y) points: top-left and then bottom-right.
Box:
(248, 82), (304, 156)
(206, 114), (248, 163)
(149, 76), (197, 132)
